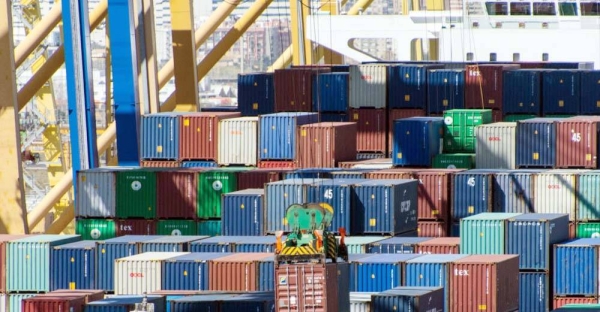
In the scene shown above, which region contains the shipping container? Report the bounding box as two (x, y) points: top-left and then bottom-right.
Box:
(22, 295), (86, 312)
(502, 69), (542, 115)
(179, 112), (241, 161)
(217, 117), (258, 166)
(542, 70), (581, 115)
(169, 294), (237, 311)
(553, 297), (600, 309)
(115, 219), (156, 236)
(297, 122), (358, 168)
(76, 168), (124, 218)
(449, 254), (520, 312)
(388, 64), (444, 109)
(460, 212), (522, 254)
(141, 236), (207, 253)
(320, 112), (349, 122)
(338, 157), (393, 169)
(578, 172), (600, 221)
(580, 70), (600, 115)
(367, 237), (433, 254)
(0, 235), (31, 293)
(392, 117), (444, 167)
(274, 68), (329, 112)
(283, 168), (341, 179)
(114, 252), (188, 295)
(220, 292), (276, 311)
(475, 122), (517, 169)
(452, 170), (494, 220)
(341, 236), (390, 254)
(197, 170), (237, 219)
(7, 235), (81, 292)
(503, 114), (537, 122)
(520, 271), (550, 312)
(75, 218), (116, 240)
(221, 189), (265, 236)
(84, 295), (166, 312)
(555, 117), (600, 169)
(353, 179), (418, 235)
(357, 152), (387, 160)
(388, 108), (426, 153)
(417, 220), (448, 237)
(237, 73), (274, 116)
(350, 292), (375, 312)
(427, 69), (465, 114)
(197, 220), (220, 236)
(492, 169), (540, 213)
(516, 118), (560, 168)
(156, 220), (197, 236)
(236, 169), (282, 190)
(443, 109), (493, 153)
(308, 179), (367, 235)
(141, 113), (180, 160)
(554, 238), (600, 296)
(365, 168), (414, 180)
(115, 169), (156, 219)
(413, 169), (460, 220)
(140, 160), (181, 168)
(349, 64), (387, 109)
(189, 236), (241, 253)
(465, 64), (519, 109)
(208, 253), (272, 291)
(576, 222), (600, 238)
(180, 161), (217, 168)
(433, 153), (475, 169)
(313, 72), (349, 112)
(161, 252), (230, 291)
(534, 169), (585, 220)
(414, 237), (460, 254)
(5, 294), (36, 312)
(51, 240), (97, 290)
(235, 236), (278, 253)
(349, 108), (387, 153)
(45, 289), (105, 303)
(370, 287), (444, 312)
(259, 112), (318, 160)
(156, 170), (197, 219)
(330, 169), (370, 180)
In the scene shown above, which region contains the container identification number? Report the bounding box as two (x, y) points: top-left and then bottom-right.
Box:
(324, 189), (333, 199)
(572, 132), (582, 142)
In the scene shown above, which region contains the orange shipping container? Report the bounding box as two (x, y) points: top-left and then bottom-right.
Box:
(22, 296), (86, 312)
(296, 122), (357, 168)
(258, 160), (297, 169)
(414, 237), (460, 254)
(553, 297), (599, 309)
(417, 221), (448, 237)
(140, 160), (181, 168)
(413, 169), (462, 220)
(349, 108), (387, 153)
(209, 253), (272, 291)
(365, 168), (415, 180)
(179, 112), (240, 161)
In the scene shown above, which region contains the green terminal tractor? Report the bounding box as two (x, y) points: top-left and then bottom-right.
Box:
(275, 202), (348, 264)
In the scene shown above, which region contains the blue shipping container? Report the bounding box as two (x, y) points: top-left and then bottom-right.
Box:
(367, 237), (433, 254)
(319, 113), (349, 122)
(502, 69), (542, 115)
(452, 170), (494, 220)
(51, 240), (97, 290)
(350, 254), (423, 292)
(507, 213), (570, 270)
(520, 271), (550, 312)
(516, 118), (558, 168)
(370, 287), (445, 312)
(404, 254), (470, 312)
(85, 295), (166, 312)
(222, 189), (266, 236)
(236, 236), (278, 253)
(308, 179), (368, 235)
(256, 257), (275, 291)
(258, 112), (319, 160)
(283, 168), (340, 179)
(427, 69), (465, 114)
(162, 253), (230, 291)
(189, 236), (243, 253)
(220, 292), (276, 312)
(312, 73), (349, 112)
(392, 117), (444, 167)
(330, 170), (370, 179)
(238, 73), (274, 116)
(181, 161), (217, 168)
(493, 170), (540, 213)
(542, 70), (581, 115)
(141, 236), (208, 253)
(554, 238), (600, 296)
(141, 113), (180, 160)
(580, 70), (600, 115)
(388, 64), (443, 109)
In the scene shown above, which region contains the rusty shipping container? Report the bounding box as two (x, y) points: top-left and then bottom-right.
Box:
(413, 169), (460, 221)
(365, 168), (414, 180)
(556, 116), (600, 168)
(156, 170), (197, 219)
(179, 112), (241, 161)
(140, 160), (181, 168)
(208, 253), (272, 291)
(258, 160), (298, 169)
(450, 254), (520, 312)
(274, 68), (330, 112)
(414, 237), (460, 254)
(465, 64), (519, 109)
(297, 122), (357, 168)
(387, 109), (426, 154)
(237, 169), (283, 190)
(22, 296), (86, 312)
(350, 108), (387, 153)
(417, 221), (448, 237)
(115, 219), (156, 236)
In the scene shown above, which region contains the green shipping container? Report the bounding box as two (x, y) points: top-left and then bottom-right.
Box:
(433, 153), (475, 169)
(156, 220), (198, 236)
(576, 223), (600, 238)
(197, 220), (222, 236)
(116, 169), (156, 218)
(197, 171), (237, 219)
(75, 219), (116, 240)
(503, 114), (537, 122)
(443, 109), (492, 152)
(460, 212), (522, 254)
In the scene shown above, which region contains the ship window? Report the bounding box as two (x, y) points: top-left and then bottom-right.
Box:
(533, 2), (556, 15)
(559, 2), (577, 15)
(510, 2), (531, 15)
(581, 2), (600, 15)
(486, 2), (509, 15)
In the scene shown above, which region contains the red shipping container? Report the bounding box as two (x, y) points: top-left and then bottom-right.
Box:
(569, 221), (577, 239)
(417, 221), (448, 237)
(553, 296), (599, 309)
(46, 290), (104, 303)
(450, 255), (519, 312)
(22, 295), (86, 312)
(140, 160), (181, 168)
(296, 122), (357, 168)
(465, 64), (520, 109)
(413, 169), (462, 220)
(349, 108), (387, 153)
(156, 170), (197, 219)
(492, 109), (503, 122)
(555, 116), (600, 168)
(365, 168), (415, 179)
(179, 112), (241, 161)
(258, 160), (297, 169)
(209, 253), (272, 291)
(274, 68), (330, 112)
(414, 237), (460, 254)
(388, 109), (426, 156)
(0, 235), (31, 293)
(237, 169), (284, 190)
(115, 219), (156, 236)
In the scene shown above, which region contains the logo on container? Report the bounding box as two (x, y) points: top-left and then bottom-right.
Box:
(130, 272), (144, 278)
(212, 180), (223, 191)
(90, 229), (101, 239)
(119, 225), (133, 231)
(131, 181), (142, 191)
(488, 137), (501, 141)
(454, 268), (469, 276)
(467, 177), (476, 187)
(171, 229), (182, 236)
(547, 184), (560, 189)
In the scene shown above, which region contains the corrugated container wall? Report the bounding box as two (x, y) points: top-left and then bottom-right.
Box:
(308, 179), (366, 235)
(208, 253), (272, 291)
(237, 73), (274, 116)
(161, 253), (228, 291)
(197, 171), (237, 219)
(115, 169), (156, 219)
(350, 292), (374, 312)
(465, 64), (519, 109)
(313, 72), (349, 112)
(554, 238), (600, 296)
(141, 236), (207, 253)
(387, 109), (426, 154)
(534, 170), (581, 220)
(75, 219), (116, 241)
(156, 220), (197, 235)
(577, 172), (600, 221)
(237, 169), (282, 190)
(197, 220), (221, 236)
(76, 169), (118, 218)
(179, 112), (241, 161)
(235, 236), (278, 253)
(414, 169), (459, 221)
(218, 117), (258, 166)
(220, 293), (276, 311)
(349, 108), (388, 153)
(320, 112), (349, 122)
(556, 117), (600, 168)
(542, 70), (581, 115)
(115, 220), (156, 236)
(460, 213), (522, 254)
(516, 118), (558, 168)
(417, 221), (448, 237)
(553, 297), (600, 309)
(6, 294), (36, 312)
(349, 64), (387, 109)
(274, 68), (329, 112)
(427, 69), (465, 114)
(367, 237), (432, 254)
(222, 189), (266, 236)
(392, 117), (444, 167)
(388, 64), (444, 109)
(502, 69), (542, 115)
(181, 161), (217, 168)
(51, 241), (97, 290)
(580, 70), (600, 115)
(576, 222), (600, 238)
(259, 112), (319, 160)
(443, 109), (493, 153)
(370, 287), (445, 312)
(492, 170), (537, 213)
(114, 252), (188, 295)
(414, 237), (460, 254)
(22, 296), (86, 312)
(475, 122), (517, 169)
(342, 237), (390, 254)
(189, 236), (240, 253)
(140, 160), (181, 167)
(520, 271), (550, 312)
(452, 170), (493, 220)
(141, 113), (180, 160)
(169, 295), (230, 311)
(450, 255), (520, 312)
(297, 122), (357, 168)
(84, 295), (166, 312)
(0, 235), (31, 293)
(156, 170), (196, 219)
(48, 289), (105, 303)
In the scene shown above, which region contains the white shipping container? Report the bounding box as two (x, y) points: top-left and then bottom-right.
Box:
(218, 117), (258, 166)
(534, 170), (588, 221)
(114, 252), (188, 295)
(475, 122), (517, 169)
(349, 65), (387, 109)
(350, 292), (375, 312)
(76, 167), (133, 218)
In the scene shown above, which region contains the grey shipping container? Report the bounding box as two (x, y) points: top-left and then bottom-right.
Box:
(349, 64), (387, 109)
(493, 170), (540, 213)
(141, 236), (208, 253)
(475, 122), (517, 169)
(76, 168), (130, 218)
(370, 287), (445, 312)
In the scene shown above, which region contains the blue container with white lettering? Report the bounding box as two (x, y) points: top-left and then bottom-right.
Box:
(554, 238), (600, 296)
(367, 237), (434, 254)
(222, 189), (266, 236)
(350, 254), (423, 292)
(51, 240), (97, 290)
(520, 271), (550, 312)
(452, 170), (494, 220)
(516, 118), (559, 168)
(259, 112), (319, 160)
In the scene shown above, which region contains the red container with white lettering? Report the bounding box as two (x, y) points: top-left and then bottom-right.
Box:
(115, 219), (156, 236)
(465, 64), (520, 110)
(555, 116), (600, 169)
(475, 122), (517, 169)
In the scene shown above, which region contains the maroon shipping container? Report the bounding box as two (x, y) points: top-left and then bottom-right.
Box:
(237, 169), (284, 190)
(414, 237), (460, 254)
(555, 116), (600, 168)
(492, 109), (503, 122)
(274, 68), (330, 112)
(156, 170), (197, 219)
(22, 295), (86, 312)
(413, 169), (462, 220)
(514, 62), (547, 69)
(46, 290), (105, 303)
(115, 219), (156, 236)
(450, 254), (519, 312)
(417, 221), (448, 237)
(0, 235), (32, 293)
(179, 112), (241, 161)
(349, 108), (387, 153)
(140, 160), (181, 168)
(208, 253), (272, 291)
(553, 297), (599, 309)
(258, 160), (298, 169)
(365, 168), (415, 180)
(465, 64), (520, 109)
(388, 109), (426, 156)
(296, 122), (357, 168)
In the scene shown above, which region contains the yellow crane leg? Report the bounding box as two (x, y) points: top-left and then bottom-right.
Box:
(14, 2), (61, 67)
